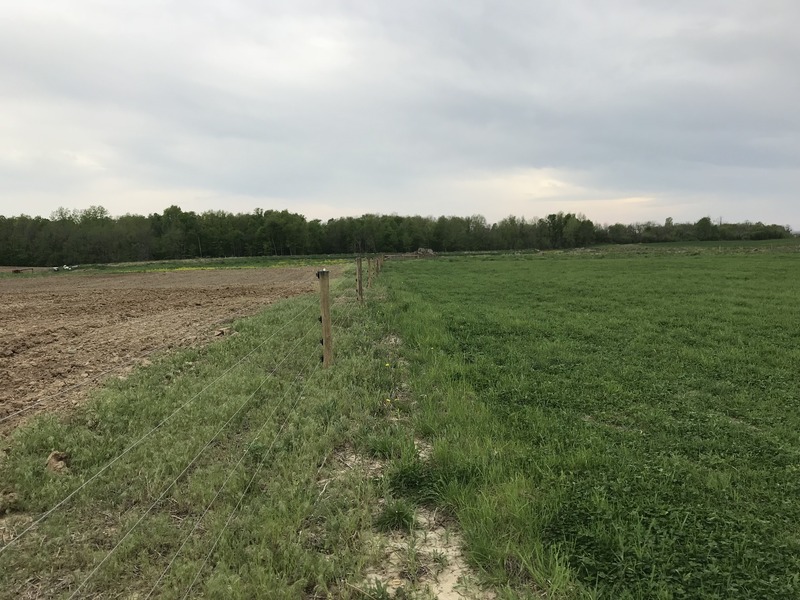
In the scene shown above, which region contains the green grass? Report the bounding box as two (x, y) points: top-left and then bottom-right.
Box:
(374, 499), (415, 533)
(375, 246), (800, 598)
(0, 268), (398, 599)
(89, 255), (355, 273)
(636, 237), (800, 249)
(3, 243), (799, 599)
(0, 255), (356, 279)
(598, 237), (800, 255)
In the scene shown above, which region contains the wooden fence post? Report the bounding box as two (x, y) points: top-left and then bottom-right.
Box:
(367, 258), (373, 288)
(317, 269), (333, 368)
(356, 257), (364, 304)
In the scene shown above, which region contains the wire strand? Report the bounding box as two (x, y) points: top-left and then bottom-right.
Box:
(180, 295), (359, 598)
(142, 350), (321, 599)
(65, 322), (320, 598)
(0, 297), (317, 554)
(145, 294), (358, 596)
(181, 361), (322, 600)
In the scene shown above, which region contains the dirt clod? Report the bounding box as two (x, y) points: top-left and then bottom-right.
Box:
(45, 451), (69, 473)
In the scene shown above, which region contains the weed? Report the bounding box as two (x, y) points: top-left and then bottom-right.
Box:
(387, 456), (436, 504)
(362, 425), (413, 460)
(375, 499), (416, 533)
(431, 548), (449, 571)
(358, 579), (392, 600)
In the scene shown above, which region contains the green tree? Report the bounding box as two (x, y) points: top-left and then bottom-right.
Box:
(694, 217), (719, 241)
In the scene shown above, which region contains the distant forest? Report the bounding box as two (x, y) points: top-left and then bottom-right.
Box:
(0, 205), (793, 266)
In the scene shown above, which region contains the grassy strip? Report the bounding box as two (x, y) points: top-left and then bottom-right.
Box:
(88, 255), (357, 274)
(0, 255), (356, 278)
(6, 239), (798, 280)
(0, 268), (400, 599)
(373, 250), (800, 599)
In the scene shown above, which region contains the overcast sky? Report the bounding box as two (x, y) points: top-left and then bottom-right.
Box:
(1, 1), (798, 228)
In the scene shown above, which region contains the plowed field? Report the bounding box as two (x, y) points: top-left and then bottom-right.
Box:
(0, 267), (336, 434)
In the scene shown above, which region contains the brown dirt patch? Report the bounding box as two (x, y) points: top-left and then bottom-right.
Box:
(0, 266), (340, 435)
(324, 440), (494, 599)
(363, 507), (495, 600)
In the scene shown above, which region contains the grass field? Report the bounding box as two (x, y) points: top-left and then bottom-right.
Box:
(0, 255), (354, 279)
(379, 247), (800, 598)
(0, 269), (400, 599)
(1, 244), (799, 599)
(88, 255), (355, 274)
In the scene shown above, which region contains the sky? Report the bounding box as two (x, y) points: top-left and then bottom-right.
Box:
(1, 0), (798, 228)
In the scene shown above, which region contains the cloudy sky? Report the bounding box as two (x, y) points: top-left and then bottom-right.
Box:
(1, 0), (798, 228)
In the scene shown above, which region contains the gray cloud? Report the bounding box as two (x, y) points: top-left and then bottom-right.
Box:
(0, 0), (798, 227)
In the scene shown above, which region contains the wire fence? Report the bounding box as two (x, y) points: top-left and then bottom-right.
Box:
(0, 258), (380, 598)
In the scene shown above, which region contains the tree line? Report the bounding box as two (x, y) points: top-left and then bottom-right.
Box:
(0, 206), (793, 267)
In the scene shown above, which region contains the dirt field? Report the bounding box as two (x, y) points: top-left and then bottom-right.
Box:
(0, 266), (338, 435)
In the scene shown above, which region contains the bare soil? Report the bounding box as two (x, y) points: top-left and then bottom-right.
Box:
(363, 506), (495, 600)
(0, 267), (337, 435)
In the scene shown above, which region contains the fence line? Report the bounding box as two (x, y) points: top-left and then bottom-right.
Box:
(4, 262), (370, 598)
(0, 286), (321, 554)
(143, 351), (322, 598)
(0, 267), (312, 428)
(155, 294), (359, 598)
(89, 285), (360, 598)
(65, 320), (323, 598)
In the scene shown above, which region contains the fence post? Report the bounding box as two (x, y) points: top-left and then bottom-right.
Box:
(317, 269), (333, 368)
(367, 258), (373, 288)
(356, 257), (364, 304)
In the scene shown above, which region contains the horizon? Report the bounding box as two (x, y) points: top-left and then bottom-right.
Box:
(1, 204), (796, 231)
(1, 2), (798, 230)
